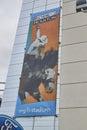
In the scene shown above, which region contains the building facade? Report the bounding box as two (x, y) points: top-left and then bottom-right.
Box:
(1, 0), (87, 130)
(59, 0), (87, 130)
(0, 0), (61, 130)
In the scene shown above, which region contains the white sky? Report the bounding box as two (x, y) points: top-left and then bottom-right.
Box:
(0, 0), (22, 82)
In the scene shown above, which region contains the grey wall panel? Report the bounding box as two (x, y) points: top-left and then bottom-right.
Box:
(16, 117), (34, 127)
(33, 6), (45, 13)
(34, 117), (54, 127)
(1, 101), (16, 108)
(34, 126), (54, 130)
(5, 83), (19, 89)
(47, 3), (60, 9)
(14, 34), (27, 43)
(23, 0), (34, 4)
(16, 25), (29, 35)
(60, 83), (87, 108)
(56, 99), (59, 115)
(0, 108), (15, 117)
(59, 108), (87, 130)
(56, 83), (60, 98)
(18, 17), (30, 27)
(62, 26), (87, 45)
(21, 2), (34, 11)
(7, 64), (22, 76)
(10, 53), (24, 65)
(21, 127), (33, 130)
(35, 116), (54, 121)
(63, 0), (76, 15)
(56, 83), (60, 99)
(47, 0), (59, 4)
(0, 102), (16, 116)
(23, 127), (32, 130)
(2, 88), (18, 102)
(55, 117), (58, 127)
(34, 0), (46, 8)
(5, 76), (20, 89)
(63, 13), (87, 29)
(61, 43), (87, 63)
(61, 61), (87, 84)
(17, 118), (57, 130)
(12, 44), (25, 54)
(63, 0), (74, 3)
(20, 10), (32, 18)
(34, 120), (54, 127)
(55, 127), (59, 130)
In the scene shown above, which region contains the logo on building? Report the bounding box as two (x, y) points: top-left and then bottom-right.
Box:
(0, 115), (24, 130)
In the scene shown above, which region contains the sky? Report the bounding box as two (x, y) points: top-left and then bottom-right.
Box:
(0, 0), (22, 98)
(0, 0), (22, 83)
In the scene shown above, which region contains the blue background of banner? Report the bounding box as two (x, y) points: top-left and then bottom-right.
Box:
(15, 97), (56, 116)
(31, 8), (60, 22)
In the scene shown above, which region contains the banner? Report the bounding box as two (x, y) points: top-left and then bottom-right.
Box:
(15, 8), (60, 117)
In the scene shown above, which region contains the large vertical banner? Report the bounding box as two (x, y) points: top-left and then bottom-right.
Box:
(15, 8), (60, 117)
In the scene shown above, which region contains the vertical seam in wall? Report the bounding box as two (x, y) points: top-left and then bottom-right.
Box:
(32, 117), (35, 130)
(45, 0), (48, 10)
(32, 0), (35, 13)
(54, 117), (55, 130)
(56, 0), (62, 116)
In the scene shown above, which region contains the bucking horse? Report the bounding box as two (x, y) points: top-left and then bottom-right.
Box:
(18, 49), (58, 104)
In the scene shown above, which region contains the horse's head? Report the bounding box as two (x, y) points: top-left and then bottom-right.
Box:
(42, 68), (55, 93)
(43, 79), (54, 93)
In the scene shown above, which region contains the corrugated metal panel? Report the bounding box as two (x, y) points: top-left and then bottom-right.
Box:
(20, 10), (32, 18)
(2, 88), (18, 102)
(16, 117), (34, 127)
(14, 34), (27, 44)
(23, 0), (34, 4)
(10, 52), (24, 65)
(34, 0), (46, 8)
(16, 25), (29, 36)
(5, 76), (20, 89)
(7, 64), (22, 76)
(21, 2), (34, 11)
